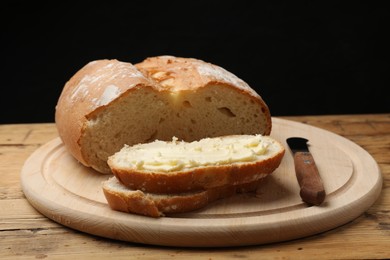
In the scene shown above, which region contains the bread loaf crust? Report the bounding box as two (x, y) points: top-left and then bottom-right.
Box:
(55, 56), (272, 173)
(136, 56), (262, 95)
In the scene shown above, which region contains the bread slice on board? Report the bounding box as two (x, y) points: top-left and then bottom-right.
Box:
(103, 176), (266, 218)
(108, 134), (285, 194)
(55, 56), (272, 173)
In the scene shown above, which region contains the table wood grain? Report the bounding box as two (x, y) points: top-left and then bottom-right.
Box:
(1, 114), (389, 259)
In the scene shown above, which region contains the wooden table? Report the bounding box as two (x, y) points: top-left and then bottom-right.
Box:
(1, 114), (389, 259)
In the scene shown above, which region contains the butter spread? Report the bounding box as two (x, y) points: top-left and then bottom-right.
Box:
(114, 135), (270, 172)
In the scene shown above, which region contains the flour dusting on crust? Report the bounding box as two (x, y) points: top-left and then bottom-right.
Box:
(68, 60), (147, 109)
(197, 63), (246, 88)
(98, 85), (121, 106)
(196, 62), (259, 97)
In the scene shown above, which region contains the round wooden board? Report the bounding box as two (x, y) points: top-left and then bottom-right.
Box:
(20, 118), (382, 247)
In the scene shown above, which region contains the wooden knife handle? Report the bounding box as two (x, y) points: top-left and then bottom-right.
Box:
(293, 152), (326, 205)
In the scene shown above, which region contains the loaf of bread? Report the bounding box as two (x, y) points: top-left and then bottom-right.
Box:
(103, 176), (265, 217)
(55, 56), (272, 173)
(108, 134), (285, 194)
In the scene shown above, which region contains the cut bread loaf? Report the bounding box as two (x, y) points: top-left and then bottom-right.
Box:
(108, 134), (285, 194)
(103, 176), (266, 217)
(55, 56), (272, 173)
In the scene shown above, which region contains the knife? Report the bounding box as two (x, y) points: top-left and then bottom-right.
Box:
(286, 137), (326, 206)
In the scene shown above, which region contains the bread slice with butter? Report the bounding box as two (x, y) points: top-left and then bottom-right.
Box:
(55, 56), (271, 174)
(103, 176), (265, 217)
(107, 134), (285, 194)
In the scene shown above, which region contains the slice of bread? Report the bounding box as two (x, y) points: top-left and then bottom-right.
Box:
(108, 134), (285, 194)
(102, 176), (266, 217)
(55, 56), (272, 174)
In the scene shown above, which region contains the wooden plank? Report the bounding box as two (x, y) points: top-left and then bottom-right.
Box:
(282, 114), (390, 136)
(1, 115), (389, 258)
(1, 222), (388, 259)
(0, 123), (58, 145)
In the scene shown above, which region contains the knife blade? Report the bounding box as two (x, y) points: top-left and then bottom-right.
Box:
(286, 137), (326, 206)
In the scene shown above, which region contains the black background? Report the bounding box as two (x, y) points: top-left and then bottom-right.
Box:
(1, 1), (388, 124)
